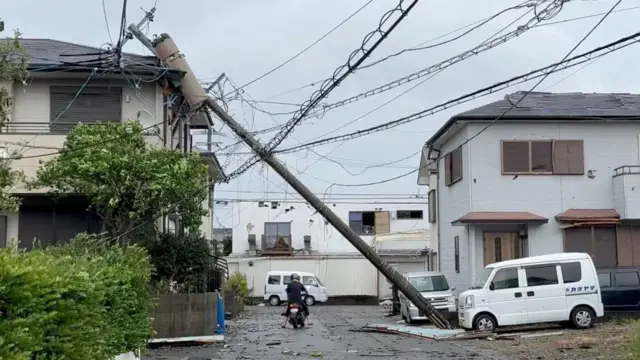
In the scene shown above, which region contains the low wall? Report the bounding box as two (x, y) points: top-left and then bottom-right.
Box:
(152, 292), (219, 338)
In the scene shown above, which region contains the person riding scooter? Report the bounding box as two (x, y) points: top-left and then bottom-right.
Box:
(282, 273), (311, 328)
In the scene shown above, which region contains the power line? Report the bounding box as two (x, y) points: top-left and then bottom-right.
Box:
(255, 2), (640, 104)
(226, 0), (421, 181)
(215, 199), (427, 205)
(101, 0), (114, 44)
(358, 0), (537, 71)
(214, 189), (425, 196)
(216, 0), (374, 95)
(313, 0), (570, 116)
(298, 6), (534, 146)
(316, 0), (623, 189)
(273, 30), (640, 154)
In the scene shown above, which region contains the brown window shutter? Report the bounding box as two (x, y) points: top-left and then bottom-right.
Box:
(617, 225), (634, 266)
(593, 227), (617, 267)
(501, 141), (530, 173)
(374, 211), (390, 234)
(531, 141), (553, 172)
(552, 140), (584, 175)
(444, 154), (452, 186)
(452, 147), (463, 181)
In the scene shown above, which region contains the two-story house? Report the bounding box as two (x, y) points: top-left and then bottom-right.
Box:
(418, 91), (640, 293)
(0, 38), (223, 248)
(225, 201), (434, 301)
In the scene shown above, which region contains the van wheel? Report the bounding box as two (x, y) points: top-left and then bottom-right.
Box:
(406, 307), (417, 325)
(473, 314), (497, 332)
(269, 296), (281, 306)
(305, 296), (315, 306)
(571, 307), (595, 329)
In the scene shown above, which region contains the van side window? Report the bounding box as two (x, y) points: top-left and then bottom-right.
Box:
(303, 276), (317, 286)
(560, 262), (582, 284)
(283, 276), (292, 285)
(616, 271), (640, 287)
(491, 268), (519, 290)
(268, 275), (281, 285)
(598, 272), (611, 288)
(525, 265), (558, 287)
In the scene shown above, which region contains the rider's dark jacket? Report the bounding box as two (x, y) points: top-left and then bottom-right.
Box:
(286, 281), (307, 303)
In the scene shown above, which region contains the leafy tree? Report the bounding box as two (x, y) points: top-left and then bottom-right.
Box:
(0, 22), (29, 212)
(36, 120), (210, 239)
(222, 235), (232, 256)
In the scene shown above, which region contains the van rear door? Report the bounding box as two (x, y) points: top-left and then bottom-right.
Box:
(266, 273), (283, 298)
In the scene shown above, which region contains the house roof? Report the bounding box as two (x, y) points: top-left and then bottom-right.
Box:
(451, 211), (549, 226)
(3, 38), (183, 79)
(426, 92), (640, 147)
(555, 208), (620, 222)
(16, 38), (157, 67)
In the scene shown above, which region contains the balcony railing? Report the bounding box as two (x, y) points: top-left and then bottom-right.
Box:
(1, 122), (162, 136)
(613, 165), (640, 177)
(261, 235), (293, 256)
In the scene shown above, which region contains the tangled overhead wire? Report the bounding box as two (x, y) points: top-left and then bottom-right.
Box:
(225, 0), (421, 181)
(312, 0), (571, 116)
(272, 30), (640, 154)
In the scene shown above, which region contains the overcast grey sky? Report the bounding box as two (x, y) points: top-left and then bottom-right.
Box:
(2, 0), (639, 227)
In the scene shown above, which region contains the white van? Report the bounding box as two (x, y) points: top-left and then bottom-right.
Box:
(458, 253), (604, 332)
(264, 271), (329, 306)
(399, 271), (457, 323)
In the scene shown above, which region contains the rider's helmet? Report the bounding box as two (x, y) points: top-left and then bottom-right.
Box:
(290, 273), (300, 282)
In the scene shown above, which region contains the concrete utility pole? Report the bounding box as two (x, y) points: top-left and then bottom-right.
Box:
(129, 28), (452, 329)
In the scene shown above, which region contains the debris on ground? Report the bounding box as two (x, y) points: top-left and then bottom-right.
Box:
(353, 324), (464, 339)
(472, 321), (631, 360)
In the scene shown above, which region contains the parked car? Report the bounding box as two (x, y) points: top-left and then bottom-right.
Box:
(597, 267), (640, 311)
(458, 252), (604, 332)
(264, 270), (329, 306)
(399, 271), (457, 323)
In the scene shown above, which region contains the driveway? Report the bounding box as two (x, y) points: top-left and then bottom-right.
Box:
(144, 305), (499, 359)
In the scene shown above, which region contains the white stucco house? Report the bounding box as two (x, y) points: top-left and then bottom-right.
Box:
(0, 38), (224, 248)
(225, 202), (434, 300)
(417, 91), (640, 294)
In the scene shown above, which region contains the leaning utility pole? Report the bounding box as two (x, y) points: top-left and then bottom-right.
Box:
(130, 29), (452, 329)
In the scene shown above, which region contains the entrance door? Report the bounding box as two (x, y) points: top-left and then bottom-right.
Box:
(483, 232), (523, 266)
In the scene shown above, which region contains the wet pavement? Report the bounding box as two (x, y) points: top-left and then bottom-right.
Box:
(143, 305), (500, 359)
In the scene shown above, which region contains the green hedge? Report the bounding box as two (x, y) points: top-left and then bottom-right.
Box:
(0, 234), (155, 360)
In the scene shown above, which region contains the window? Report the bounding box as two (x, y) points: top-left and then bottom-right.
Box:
(264, 222), (292, 251)
(409, 275), (450, 292)
(501, 140), (584, 175)
(50, 86), (122, 133)
(598, 272), (611, 288)
(494, 237), (502, 263)
(444, 146), (463, 186)
(616, 271), (640, 287)
(525, 265), (559, 287)
(349, 211), (376, 234)
(454, 236), (460, 273)
(283, 276), (292, 285)
(491, 268), (519, 290)
(428, 190), (436, 223)
(561, 262), (582, 284)
(302, 276), (318, 286)
(396, 210), (423, 220)
(268, 275), (281, 285)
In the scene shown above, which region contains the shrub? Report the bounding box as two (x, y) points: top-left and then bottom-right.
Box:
(144, 231), (212, 293)
(225, 272), (250, 299)
(0, 233), (154, 360)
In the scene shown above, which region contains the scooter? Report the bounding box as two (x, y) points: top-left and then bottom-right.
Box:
(287, 302), (306, 329)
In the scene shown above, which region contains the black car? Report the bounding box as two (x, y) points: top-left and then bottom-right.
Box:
(597, 267), (640, 311)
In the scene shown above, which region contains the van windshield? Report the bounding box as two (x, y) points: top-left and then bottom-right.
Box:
(470, 268), (494, 289)
(315, 277), (324, 287)
(409, 275), (449, 292)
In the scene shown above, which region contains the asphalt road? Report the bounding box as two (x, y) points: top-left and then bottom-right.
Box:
(144, 305), (500, 360)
